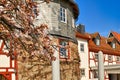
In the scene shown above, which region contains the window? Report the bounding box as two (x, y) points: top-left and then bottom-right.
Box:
(95, 38), (100, 46)
(111, 42), (116, 49)
(60, 7), (67, 22)
(108, 55), (112, 61)
(92, 70), (98, 78)
(81, 69), (85, 76)
(80, 43), (84, 52)
(116, 56), (120, 62)
(95, 53), (98, 61)
(109, 33), (114, 38)
(59, 40), (69, 58)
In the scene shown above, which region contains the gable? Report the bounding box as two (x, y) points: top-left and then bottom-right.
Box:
(108, 33), (114, 38)
(108, 31), (120, 44)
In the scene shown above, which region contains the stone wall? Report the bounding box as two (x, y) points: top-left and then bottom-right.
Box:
(17, 52), (52, 80)
(17, 1), (80, 79)
(60, 41), (80, 80)
(17, 38), (80, 80)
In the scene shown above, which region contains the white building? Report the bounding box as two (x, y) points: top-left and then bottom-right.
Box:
(76, 25), (90, 80)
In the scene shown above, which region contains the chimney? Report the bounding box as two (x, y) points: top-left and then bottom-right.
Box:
(76, 24), (85, 34)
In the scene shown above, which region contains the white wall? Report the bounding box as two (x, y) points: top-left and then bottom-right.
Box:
(77, 38), (89, 80)
(0, 55), (10, 67)
(89, 52), (96, 67)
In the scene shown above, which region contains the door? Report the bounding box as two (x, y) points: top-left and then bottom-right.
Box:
(109, 74), (117, 80)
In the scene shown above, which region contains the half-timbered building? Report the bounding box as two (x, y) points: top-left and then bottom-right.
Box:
(0, 26), (17, 80)
(77, 29), (120, 80)
(0, 0), (80, 80)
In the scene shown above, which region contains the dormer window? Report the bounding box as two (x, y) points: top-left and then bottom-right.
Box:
(109, 33), (114, 38)
(107, 37), (116, 49)
(111, 42), (115, 49)
(94, 37), (100, 46)
(95, 38), (100, 46)
(91, 33), (101, 46)
(109, 42), (116, 49)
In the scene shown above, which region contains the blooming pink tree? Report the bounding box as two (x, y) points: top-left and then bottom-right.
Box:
(0, 0), (57, 61)
(0, 0), (70, 61)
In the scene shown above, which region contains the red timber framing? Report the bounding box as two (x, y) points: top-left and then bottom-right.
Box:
(58, 39), (70, 60)
(0, 39), (18, 80)
(89, 52), (107, 80)
(89, 51), (120, 80)
(88, 32), (120, 80)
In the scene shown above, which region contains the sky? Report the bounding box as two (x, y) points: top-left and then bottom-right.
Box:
(75, 0), (120, 36)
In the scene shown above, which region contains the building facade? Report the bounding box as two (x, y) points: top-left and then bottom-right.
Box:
(76, 31), (90, 79)
(0, 0), (80, 80)
(76, 26), (120, 80)
(89, 32), (120, 80)
(19, 0), (80, 79)
(76, 25), (90, 80)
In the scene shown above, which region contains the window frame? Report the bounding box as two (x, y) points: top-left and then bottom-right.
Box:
(81, 68), (85, 76)
(60, 7), (67, 23)
(59, 39), (70, 59)
(95, 53), (98, 61)
(108, 55), (113, 62)
(111, 42), (116, 49)
(80, 43), (84, 52)
(116, 56), (120, 62)
(95, 38), (100, 46)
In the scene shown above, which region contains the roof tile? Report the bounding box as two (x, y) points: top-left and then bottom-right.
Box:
(88, 32), (120, 56)
(111, 31), (120, 42)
